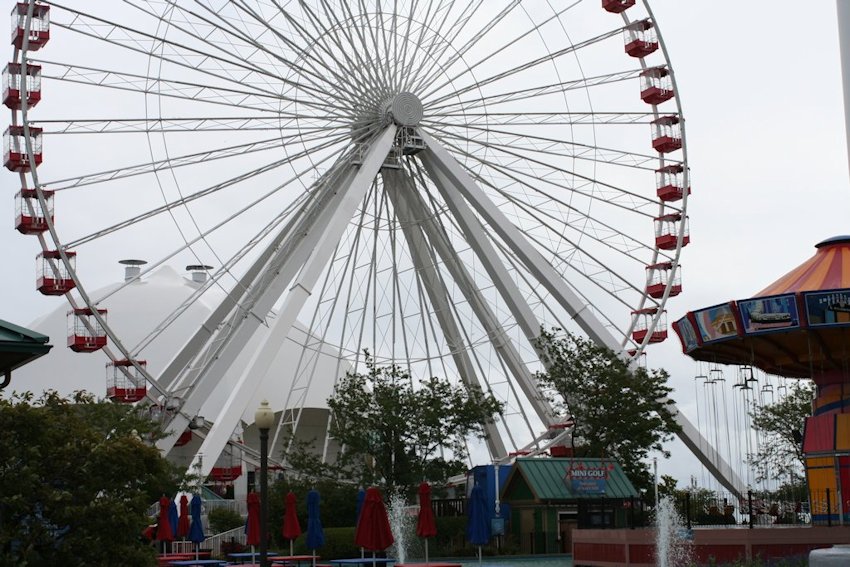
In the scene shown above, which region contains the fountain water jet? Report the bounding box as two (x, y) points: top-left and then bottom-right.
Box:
(387, 492), (416, 563)
(655, 496), (693, 567)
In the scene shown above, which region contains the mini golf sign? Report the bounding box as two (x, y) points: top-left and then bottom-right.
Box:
(565, 463), (614, 495)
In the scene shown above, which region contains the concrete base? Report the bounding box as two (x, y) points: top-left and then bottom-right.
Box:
(573, 526), (850, 566)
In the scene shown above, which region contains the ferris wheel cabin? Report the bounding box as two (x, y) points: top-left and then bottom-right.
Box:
(67, 307), (107, 352)
(602, 0), (635, 14)
(4, 125), (41, 171)
(646, 262), (681, 299)
(624, 19), (658, 58)
(2, 62), (41, 110)
(15, 187), (53, 234)
(36, 250), (75, 295)
(106, 359), (147, 403)
(640, 66), (674, 105)
(651, 115), (682, 153)
(632, 307), (668, 344)
(11, 3), (50, 51)
(654, 213), (690, 250)
(655, 164), (690, 202)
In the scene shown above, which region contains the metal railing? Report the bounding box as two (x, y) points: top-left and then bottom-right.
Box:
(672, 487), (813, 528)
(172, 526), (246, 557)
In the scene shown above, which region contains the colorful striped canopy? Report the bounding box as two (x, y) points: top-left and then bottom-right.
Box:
(756, 236), (850, 296)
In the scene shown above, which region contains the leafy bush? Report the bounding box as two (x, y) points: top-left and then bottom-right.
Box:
(207, 507), (244, 534)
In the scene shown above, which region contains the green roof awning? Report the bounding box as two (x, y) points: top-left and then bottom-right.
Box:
(502, 457), (639, 502)
(0, 319), (52, 378)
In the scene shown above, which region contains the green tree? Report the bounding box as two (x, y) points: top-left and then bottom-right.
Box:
(0, 391), (182, 567)
(326, 354), (504, 494)
(748, 381), (813, 484)
(534, 328), (680, 493)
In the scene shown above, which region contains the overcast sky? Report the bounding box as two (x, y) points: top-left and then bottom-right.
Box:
(1, 1), (848, 488)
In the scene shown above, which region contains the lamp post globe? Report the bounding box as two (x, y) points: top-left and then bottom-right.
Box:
(255, 400), (274, 567)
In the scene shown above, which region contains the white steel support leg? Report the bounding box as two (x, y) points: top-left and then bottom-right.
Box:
(382, 169), (507, 457)
(393, 169), (556, 429)
(157, 163), (359, 453)
(839, 0), (850, 178)
(419, 131), (622, 353)
(156, 191), (319, 394)
(420, 132), (746, 496)
(188, 126), (398, 476)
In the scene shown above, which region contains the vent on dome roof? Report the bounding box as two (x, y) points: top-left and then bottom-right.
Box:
(119, 259), (147, 282)
(186, 264), (213, 283)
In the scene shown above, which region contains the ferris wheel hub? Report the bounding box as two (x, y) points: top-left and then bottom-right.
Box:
(384, 92), (423, 126)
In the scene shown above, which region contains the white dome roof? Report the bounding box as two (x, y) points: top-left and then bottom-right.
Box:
(7, 265), (343, 424)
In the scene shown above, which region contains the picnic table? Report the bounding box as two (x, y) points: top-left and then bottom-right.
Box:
(168, 559), (228, 567)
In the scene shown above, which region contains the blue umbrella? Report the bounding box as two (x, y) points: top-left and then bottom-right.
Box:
(306, 489), (325, 567)
(355, 488), (366, 559)
(188, 494), (205, 560)
(355, 488), (366, 525)
(466, 483), (490, 563)
(168, 499), (179, 540)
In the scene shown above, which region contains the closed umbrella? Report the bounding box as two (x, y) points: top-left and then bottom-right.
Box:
(188, 494), (206, 560)
(177, 495), (191, 539)
(168, 499), (179, 540)
(282, 491), (302, 556)
(246, 491), (261, 563)
(355, 488), (366, 525)
(355, 488), (366, 558)
(466, 484), (490, 564)
(155, 495), (174, 554)
(354, 487), (394, 567)
(417, 482), (437, 564)
(305, 489), (325, 567)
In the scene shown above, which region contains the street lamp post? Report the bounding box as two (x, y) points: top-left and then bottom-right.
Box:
(255, 400), (274, 567)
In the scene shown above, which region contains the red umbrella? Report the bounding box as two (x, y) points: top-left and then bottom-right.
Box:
(246, 491), (261, 562)
(155, 495), (174, 554)
(354, 487), (394, 554)
(282, 491), (302, 556)
(177, 494), (191, 539)
(417, 482), (437, 563)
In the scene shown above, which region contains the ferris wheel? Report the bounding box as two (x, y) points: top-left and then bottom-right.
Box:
(7, 0), (696, 476)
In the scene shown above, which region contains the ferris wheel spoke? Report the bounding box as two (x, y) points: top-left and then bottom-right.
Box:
(415, 0), (585, 102)
(422, 25), (625, 107)
(215, 0), (368, 112)
(35, 58), (349, 116)
(37, 115), (347, 134)
(126, 0), (293, 94)
(406, 0), (518, 96)
(285, 1), (383, 106)
(425, 127), (662, 222)
(402, 0), (478, 94)
(333, 0), (393, 99)
(315, 0), (393, 101)
(426, 119), (665, 172)
(51, 4), (289, 93)
(63, 129), (351, 251)
(44, 126), (345, 191)
(426, 111), (655, 127)
(426, 68), (642, 114)
(436, 142), (663, 268)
